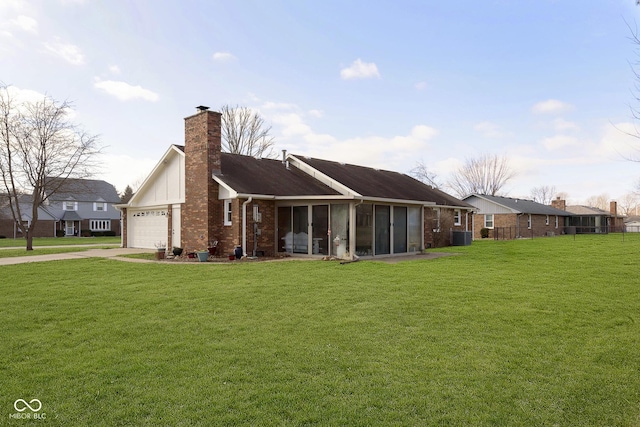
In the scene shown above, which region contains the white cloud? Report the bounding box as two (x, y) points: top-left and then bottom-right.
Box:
(212, 51), (237, 62)
(10, 15), (37, 33)
(43, 38), (84, 65)
(541, 135), (580, 150)
(108, 65), (121, 75)
(262, 101), (437, 172)
(93, 78), (159, 102)
(340, 59), (381, 80)
(597, 122), (640, 159)
(531, 99), (574, 114)
(474, 121), (511, 138)
(308, 109), (324, 118)
(5, 85), (45, 104)
(553, 118), (580, 132)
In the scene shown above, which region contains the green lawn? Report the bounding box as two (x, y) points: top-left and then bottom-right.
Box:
(0, 237), (120, 258)
(1, 234), (639, 425)
(0, 236), (120, 248)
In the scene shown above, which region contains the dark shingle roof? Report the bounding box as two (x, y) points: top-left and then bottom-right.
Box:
(471, 194), (571, 216)
(45, 177), (120, 202)
(294, 155), (473, 207)
(218, 154), (341, 197)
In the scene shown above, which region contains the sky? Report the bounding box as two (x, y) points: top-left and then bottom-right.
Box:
(3, 0), (640, 206)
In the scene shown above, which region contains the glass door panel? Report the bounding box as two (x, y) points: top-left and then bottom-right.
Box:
(375, 205), (390, 255)
(277, 206), (292, 253)
(393, 206), (407, 254)
(356, 204), (373, 256)
(408, 206), (421, 252)
(312, 205), (329, 255)
(330, 204), (349, 257)
(292, 206), (309, 254)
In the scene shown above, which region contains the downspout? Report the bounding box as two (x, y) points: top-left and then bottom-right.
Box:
(242, 197), (253, 256)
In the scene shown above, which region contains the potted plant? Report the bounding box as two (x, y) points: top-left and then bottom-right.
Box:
(154, 242), (167, 260)
(196, 250), (209, 262)
(228, 253), (235, 261)
(208, 240), (218, 256)
(172, 247), (183, 257)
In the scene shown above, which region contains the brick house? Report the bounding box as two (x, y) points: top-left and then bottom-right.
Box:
(551, 198), (625, 233)
(464, 194), (571, 240)
(0, 178), (121, 238)
(118, 106), (474, 259)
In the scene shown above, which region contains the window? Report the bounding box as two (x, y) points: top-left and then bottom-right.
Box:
(453, 209), (461, 226)
(484, 214), (494, 229)
(528, 214), (532, 229)
(90, 220), (111, 231)
(93, 202), (107, 211)
(224, 199), (232, 226)
(555, 216), (559, 229)
(545, 215), (549, 226)
(63, 201), (77, 211)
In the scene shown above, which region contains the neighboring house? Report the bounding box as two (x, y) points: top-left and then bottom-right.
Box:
(0, 178), (121, 238)
(118, 106), (474, 258)
(44, 178), (121, 237)
(0, 194), (57, 238)
(624, 215), (640, 232)
(551, 199), (624, 233)
(464, 194), (571, 240)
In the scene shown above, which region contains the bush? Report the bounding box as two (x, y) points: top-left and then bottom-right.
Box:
(0, 235), (6, 239)
(480, 228), (489, 239)
(81, 229), (92, 237)
(56, 230), (65, 237)
(103, 231), (116, 237)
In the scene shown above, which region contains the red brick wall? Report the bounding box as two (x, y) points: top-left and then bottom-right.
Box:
(473, 213), (562, 239)
(424, 207), (467, 248)
(182, 109), (222, 253)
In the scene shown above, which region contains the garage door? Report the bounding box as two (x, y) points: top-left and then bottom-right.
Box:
(128, 209), (168, 248)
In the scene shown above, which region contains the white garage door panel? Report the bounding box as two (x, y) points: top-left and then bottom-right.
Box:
(129, 209), (168, 248)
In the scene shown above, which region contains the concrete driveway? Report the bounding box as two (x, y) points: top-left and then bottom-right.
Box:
(0, 247), (155, 266)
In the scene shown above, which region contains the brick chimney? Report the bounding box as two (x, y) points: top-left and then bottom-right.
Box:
(182, 106), (222, 252)
(551, 197), (566, 211)
(610, 201), (618, 216)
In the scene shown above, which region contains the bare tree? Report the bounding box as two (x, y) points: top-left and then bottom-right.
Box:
(409, 160), (441, 188)
(447, 153), (516, 198)
(618, 192), (639, 216)
(0, 85), (101, 250)
(220, 104), (276, 158)
(530, 185), (557, 205)
(584, 193), (610, 210)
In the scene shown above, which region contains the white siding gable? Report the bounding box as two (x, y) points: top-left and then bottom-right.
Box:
(131, 148), (185, 207)
(465, 196), (514, 214)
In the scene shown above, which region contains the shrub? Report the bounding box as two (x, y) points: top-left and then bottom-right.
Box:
(0, 235), (6, 239)
(103, 231), (116, 237)
(56, 230), (65, 237)
(480, 228), (489, 239)
(81, 229), (92, 237)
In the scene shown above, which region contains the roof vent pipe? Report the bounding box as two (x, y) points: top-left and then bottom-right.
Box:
(282, 149), (287, 165)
